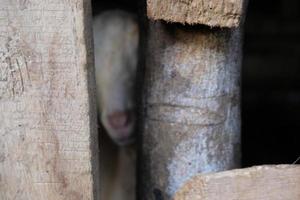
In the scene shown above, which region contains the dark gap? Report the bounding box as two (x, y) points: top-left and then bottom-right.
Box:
(242, 0), (300, 166)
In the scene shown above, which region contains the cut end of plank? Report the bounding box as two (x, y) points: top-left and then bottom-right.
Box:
(147, 0), (246, 28)
(174, 165), (300, 200)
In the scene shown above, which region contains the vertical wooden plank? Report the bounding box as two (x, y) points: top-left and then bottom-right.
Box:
(138, 22), (242, 199)
(0, 0), (99, 199)
(175, 165), (300, 200)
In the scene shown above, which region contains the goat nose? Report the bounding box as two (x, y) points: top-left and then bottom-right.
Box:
(107, 110), (132, 129)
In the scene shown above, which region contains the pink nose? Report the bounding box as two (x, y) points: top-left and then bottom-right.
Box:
(107, 111), (132, 130)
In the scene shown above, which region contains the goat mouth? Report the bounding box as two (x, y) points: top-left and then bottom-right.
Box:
(111, 122), (136, 144)
(107, 110), (134, 130)
(103, 110), (136, 145)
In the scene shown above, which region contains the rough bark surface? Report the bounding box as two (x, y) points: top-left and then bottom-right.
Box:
(175, 165), (300, 200)
(147, 0), (246, 27)
(139, 22), (242, 199)
(0, 0), (100, 199)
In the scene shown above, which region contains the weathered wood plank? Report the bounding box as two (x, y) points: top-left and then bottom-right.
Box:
(138, 21), (242, 199)
(0, 0), (99, 199)
(175, 165), (300, 200)
(147, 0), (247, 27)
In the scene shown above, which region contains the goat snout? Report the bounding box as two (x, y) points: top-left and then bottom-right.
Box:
(107, 110), (133, 130)
(104, 110), (135, 145)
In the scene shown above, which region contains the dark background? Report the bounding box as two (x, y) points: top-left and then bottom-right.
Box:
(91, 0), (138, 15)
(242, 0), (300, 166)
(91, 0), (300, 167)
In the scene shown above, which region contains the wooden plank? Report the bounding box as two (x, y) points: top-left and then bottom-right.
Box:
(138, 21), (242, 199)
(0, 0), (100, 199)
(147, 0), (247, 27)
(174, 165), (300, 200)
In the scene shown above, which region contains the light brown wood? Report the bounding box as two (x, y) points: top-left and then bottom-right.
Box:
(174, 165), (300, 200)
(147, 0), (247, 27)
(0, 0), (100, 199)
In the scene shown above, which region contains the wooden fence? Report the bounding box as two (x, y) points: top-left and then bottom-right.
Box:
(0, 0), (299, 199)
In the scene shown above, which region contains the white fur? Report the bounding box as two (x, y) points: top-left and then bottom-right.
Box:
(94, 11), (138, 142)
(93, 10), (138, 200)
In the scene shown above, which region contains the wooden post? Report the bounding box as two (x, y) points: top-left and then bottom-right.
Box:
(138, 7), (245, 199)
(175, 165), (300, 200)
(0, 0), (99, 199)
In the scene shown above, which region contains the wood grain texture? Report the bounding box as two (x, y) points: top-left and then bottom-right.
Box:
(174, 165), (300, 200)
(0, 0), (100, 199)
(147, 0), (247, 27)
(138, 21), (242, 199)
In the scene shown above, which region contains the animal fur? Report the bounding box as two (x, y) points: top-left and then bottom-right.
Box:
(93, 10), (138, 200)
